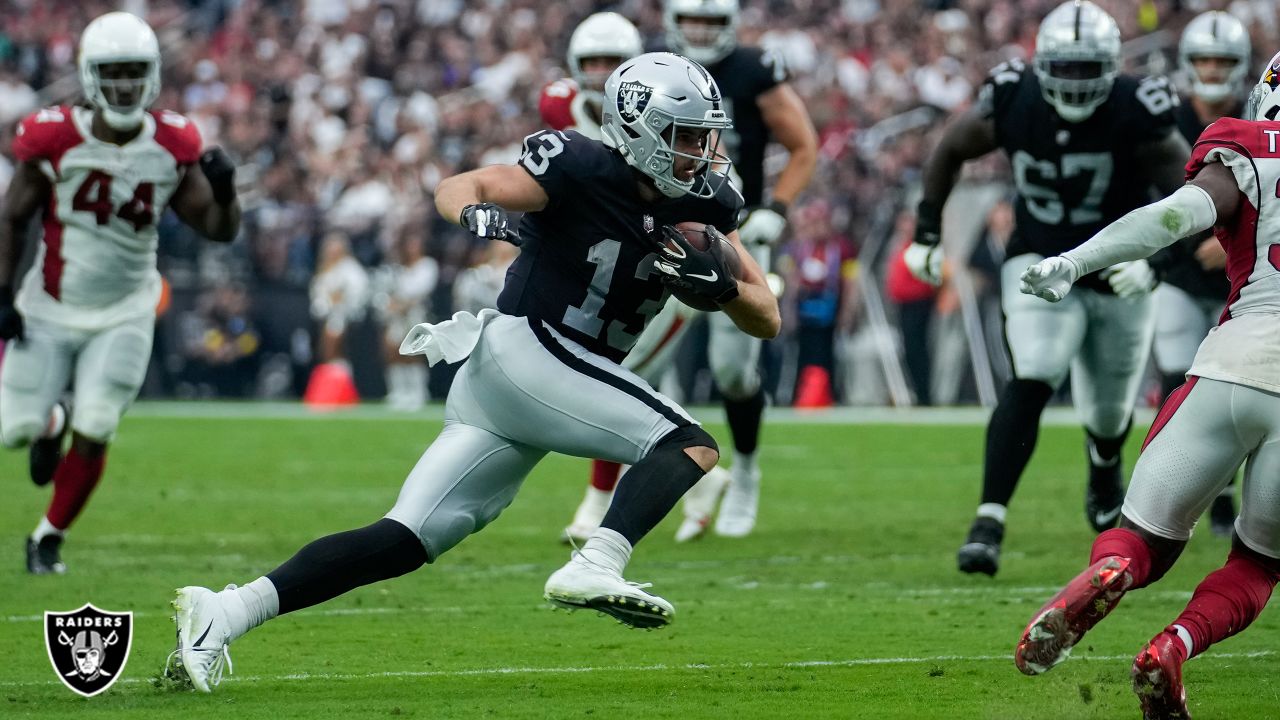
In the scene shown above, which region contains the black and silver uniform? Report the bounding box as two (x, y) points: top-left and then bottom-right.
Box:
(498, 130), (743, 363)
(702, 46), (787, 207)
(982, 58), (1179, 290)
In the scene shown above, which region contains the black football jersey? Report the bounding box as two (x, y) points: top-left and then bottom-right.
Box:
(982, 58), (1179, 289)
(497, 129), (743, 363)
(703, 46), (788, 207)
(1155, 97), (1239, 300)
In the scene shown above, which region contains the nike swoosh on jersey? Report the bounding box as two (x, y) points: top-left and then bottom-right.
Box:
(688, 271), (718, 282)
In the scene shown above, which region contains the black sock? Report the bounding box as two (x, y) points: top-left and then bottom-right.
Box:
(1160, 373), (1187, 403)
(723, 388), (765, 455)
(601, 429), (711, 545)
(980, 379), (1054, 506)
(1087, 424), (1129, 471)
(267, 518), (427, 615)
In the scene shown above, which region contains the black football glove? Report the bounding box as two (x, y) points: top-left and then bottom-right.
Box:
(652, 224), (740, 304)
(0, 286), (24, 342)
(460, 203), (519, 245)
(199, 147), (237, 206)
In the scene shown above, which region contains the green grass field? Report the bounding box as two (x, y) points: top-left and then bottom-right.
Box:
(1, 406), (1276, 719)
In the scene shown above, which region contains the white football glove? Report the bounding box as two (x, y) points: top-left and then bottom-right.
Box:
(1102, 260), (1157, 299)
(738, 206), (787, 246)
(1019, 256), (1079, 302)
(904, 242), (944, 286)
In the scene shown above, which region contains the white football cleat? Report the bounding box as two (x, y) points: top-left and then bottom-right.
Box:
(560, 485), (614, 545)
(714, 464), (761, 538)
(544, 556), (673, 629)
(675, 465), (731, 543)
(167, 585), (235, 692)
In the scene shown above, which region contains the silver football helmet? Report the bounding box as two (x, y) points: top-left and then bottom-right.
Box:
(601, 52), (732, 198)
(1179, 11), (1251, 104)
(1244, 51), (1280, 122)
(663, 0), (739, 66)
(568, 13), (643, 105)
(1034, 1), (1121, 123)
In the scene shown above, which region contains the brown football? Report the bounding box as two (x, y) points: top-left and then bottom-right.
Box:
(664, 222), (744, 312)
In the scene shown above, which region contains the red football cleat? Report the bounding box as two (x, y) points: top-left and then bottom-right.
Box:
(1132, 633), (1190, 720)
(1015, 556), (1132, 675)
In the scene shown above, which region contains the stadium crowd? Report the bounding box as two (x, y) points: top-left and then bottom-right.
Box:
(2, 0), (1277, 405)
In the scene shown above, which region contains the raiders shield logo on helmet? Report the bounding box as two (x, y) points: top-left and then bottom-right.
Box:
(44, 604), (133, 697)
(617, 81), (653, 123)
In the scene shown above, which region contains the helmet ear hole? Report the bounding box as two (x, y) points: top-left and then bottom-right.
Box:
(1267, 105), (1280, 121)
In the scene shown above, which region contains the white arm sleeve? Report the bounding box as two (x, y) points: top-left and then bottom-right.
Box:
(1060, 184), (1218, 277)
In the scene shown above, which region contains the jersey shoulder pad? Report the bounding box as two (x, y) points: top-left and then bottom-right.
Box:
(1186, 117), (1258, 176)
(978, 58), (1029, 119)
(150, 110), (203, 165)
(1121, 74), (1180, 125)
(1186, 117), (1266, 201)
(734, 45), (789, 89)
(518, 129), (615, 201)
(13, 106), (81, 167)
(538, 79), (579, 131)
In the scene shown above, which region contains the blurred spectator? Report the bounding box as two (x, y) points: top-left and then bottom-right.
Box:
(453, 241), (518, 315)
(310, 232), (369, 363)
(179, 284), (262, 398)
(372, 229), (438, 411)
(781, 198), (860, 404)
(885, 212), (939, 406)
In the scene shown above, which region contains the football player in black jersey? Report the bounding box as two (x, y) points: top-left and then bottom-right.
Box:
(1148, 11), (1251, 538)
(660, 0), (818, 538)
(167, 53), (780, 692)
(905, 0), (1191, 576)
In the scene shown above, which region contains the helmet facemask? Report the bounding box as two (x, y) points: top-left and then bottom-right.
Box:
(1035, 56), (1117, 122)
(646, 119), (732, 198)
(84, 60), (160, 130)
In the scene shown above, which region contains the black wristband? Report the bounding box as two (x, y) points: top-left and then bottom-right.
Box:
(765, 199), (788, 218)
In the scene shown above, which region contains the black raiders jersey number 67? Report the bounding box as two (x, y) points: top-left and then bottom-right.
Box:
(988, 58), (1179, 228)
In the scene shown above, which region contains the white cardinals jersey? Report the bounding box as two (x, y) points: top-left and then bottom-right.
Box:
(13, 105), (201, 329)
(1185, 117), (1280, 393)
(537, 79), (603, 140)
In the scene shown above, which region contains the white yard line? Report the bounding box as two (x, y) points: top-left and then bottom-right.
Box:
(0, 650), (1270, 689)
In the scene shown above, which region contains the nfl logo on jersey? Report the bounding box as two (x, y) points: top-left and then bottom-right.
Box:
(617, 81), (652, 123)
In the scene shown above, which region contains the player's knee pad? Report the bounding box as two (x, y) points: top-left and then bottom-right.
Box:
(711, 363), (761, 400)
(0, 420), (39, 449)
(1082, 404), (1131, 440)
(656, 423), (717, 453)
(70, 407), (120, 444)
